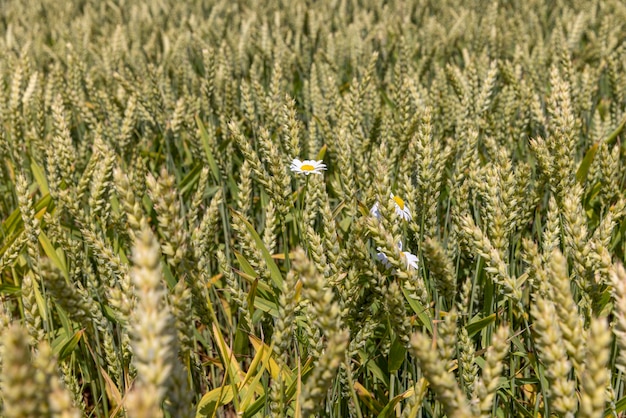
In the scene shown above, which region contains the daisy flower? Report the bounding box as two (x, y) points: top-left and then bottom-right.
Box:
(390, 193), (412, 221)
(290, 158), (327, 175)
(401, 248), (419, 270)
(376, 242), (419, 271)
(370, 193), (412, 221)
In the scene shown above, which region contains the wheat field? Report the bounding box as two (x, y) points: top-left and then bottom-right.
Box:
(0, 0), (625, 417)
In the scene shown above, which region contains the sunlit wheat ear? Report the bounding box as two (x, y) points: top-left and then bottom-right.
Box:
(236, 159), (253, 215)
(257, 128), (292, 220)
(472, 325), (509, 417)
(229, 121), (289, 221)
(409, 332), (473, 418)
(126, 224), (192, 418)
(87, 138), (116, 221)
(113, 167), (145, 239)
(15, 174), (45, 344)
(522, 238), (551, 295)
(423, 237), (457, 301)
(20, 273), (44, 345)
(219, 249), (253, 332)
(588, 210), (616, 287)
(3, 0), (626, 416)
(530, 297), (576, 416)
(263, 199), (279, 255)
(436, 309), (458, 371)
(37, 342), (82, 418)
(146, 168), (188, 267)
(170, 279), (194, 359)
(542, 194), (560, 256)
(561, 184), (590, 284)
(1, 324), (49, 417)
(610, 263), (626, 373)
(293, 248), (349, 416)
(578, 317), (610, 418)
(192, 187), (223, 260)
(282, 95), (302, 160)
(270, 266), (300, 417)
(459, 214), (522, 302)
(458, 326), (478, 395)
(546, 250), (584, 376)
(385, 281), (411, 345)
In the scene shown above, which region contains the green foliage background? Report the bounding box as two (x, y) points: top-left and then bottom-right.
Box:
(0, 0), (625, 417)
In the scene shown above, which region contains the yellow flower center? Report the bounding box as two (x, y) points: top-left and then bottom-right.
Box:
(301, 164), (315, 171)
(393, 195), (405, 210)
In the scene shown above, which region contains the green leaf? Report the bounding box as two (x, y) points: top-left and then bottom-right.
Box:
(576, 142), (598, 183)
(161, 263), (178, 289)
(246, 278), (258, 319)
(196, 386), (235, 418)
(354, 382), (384, 415)
(33, 276), (48, 322)
(387, 337), (406, 372)
(466, 313), (496, 337)
(30, 160), (49, 195)
(578, 115), (626, 184)
(377, 388), (414, 418)
(233, 251), (273, 293)
(234, 251), (259, 278)
(0, 284), (20, 294)
(54, 329), (84, 360)
(38, 231), (69, 280)
(604, 114), (626, 147)
(500, 387), (535, 418)
(2, 193), (52, 236)
(401, 287), (432, 333)
(241, 358), (315, 418)
(339, 216), (353, 233)
(232, 267), (272, 294)
(179, 163), (203, 196)
(209, 322), (242, 412)
(615, 218), (626, 251)
(316, 144), (327, 161)
(361, 352), (389, 386)
(233, 325), (249, 357)
(195, 115), (222, 183)
(252, 296), (278, 317)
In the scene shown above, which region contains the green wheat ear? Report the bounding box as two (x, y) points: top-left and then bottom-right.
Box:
(0, 0), (625, 416)
(126, 225), (193, 418)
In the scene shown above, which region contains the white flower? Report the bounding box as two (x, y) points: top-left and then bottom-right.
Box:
(370, 201), (381, 219)
(376, 242), (419, 271)
(376, 247), (392, 269)
(290, 158), (327, 175)
(390, 193), (412, 221)
(370, 193), (411, 221)
(401, 249), (419, 270)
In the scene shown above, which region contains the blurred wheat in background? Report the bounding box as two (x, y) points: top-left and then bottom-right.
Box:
(0, 0), (625, 416)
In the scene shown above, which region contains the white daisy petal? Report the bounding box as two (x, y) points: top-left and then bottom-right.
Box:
(376, 243), (418, 272)
(290, 158), (302, 170)
(289, 158), (327, 175)
(370, 202), (381, 219)
(403, 251), (419, 270)
(375, 247), (391, 269)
